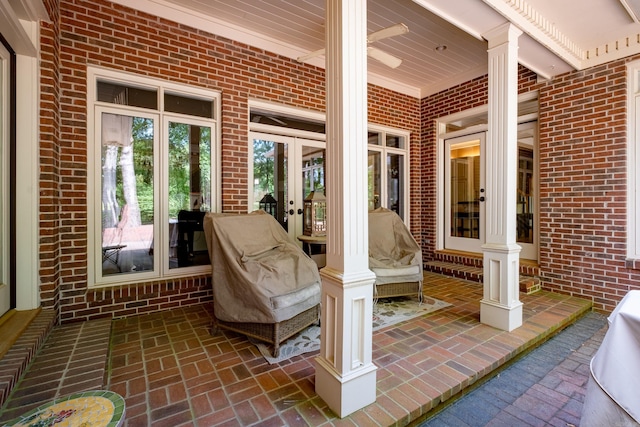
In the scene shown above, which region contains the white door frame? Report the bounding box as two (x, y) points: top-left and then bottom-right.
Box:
(439, 123), (539, 259)
(0, 41), (10, 317)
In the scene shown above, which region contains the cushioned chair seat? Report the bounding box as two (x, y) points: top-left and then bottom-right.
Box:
(369, 207), (423, 300)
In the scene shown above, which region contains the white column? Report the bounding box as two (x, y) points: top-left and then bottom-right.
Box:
(480, 23), (523, 331)
(315, 0), (377, 418)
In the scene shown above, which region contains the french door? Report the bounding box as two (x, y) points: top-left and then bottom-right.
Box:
(249, 132), (325, 241)
(444, 124), (538, 259)
(445, 133), (485, 253)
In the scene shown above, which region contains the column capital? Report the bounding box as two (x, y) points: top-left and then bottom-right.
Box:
(483, 22), (523, 48)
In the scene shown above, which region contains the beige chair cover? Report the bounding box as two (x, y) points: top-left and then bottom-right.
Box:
(203, 211), (321, 324)
(368, 207), (423, 287)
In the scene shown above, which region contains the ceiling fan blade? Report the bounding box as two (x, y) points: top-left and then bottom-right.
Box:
(367, 47), (402, 69)
(367, 23), (409, 43)
(297, 48), (326, 63)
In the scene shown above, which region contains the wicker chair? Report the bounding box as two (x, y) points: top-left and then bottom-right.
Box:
(369, 207), (423, 301)
(203, 211), (321, 357)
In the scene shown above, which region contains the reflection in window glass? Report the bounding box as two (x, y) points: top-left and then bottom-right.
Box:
(165, 94), (214, 119)
(368, 151), (381, 210)
(517, 147), (534, 244)
(168, 122), (211, 269)
(387, 153), (404, 218)
(302, 146), (325, 197)
(253, 139), (289, 230)
(101, 113), (154, 276)
(386, 134), (405, 149)
(97, 82), (157, 109)
(368, 131), (381, 145)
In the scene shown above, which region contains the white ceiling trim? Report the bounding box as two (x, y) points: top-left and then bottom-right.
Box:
(583, 34), (640, 69)
(110, 0), (420, 98)
(411, 0), (484, 41)
(481, 0), (583, 70)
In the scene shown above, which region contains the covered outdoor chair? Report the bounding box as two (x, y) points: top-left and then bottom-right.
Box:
(203, 210), (321, 357)
(368, 207), (423, 301)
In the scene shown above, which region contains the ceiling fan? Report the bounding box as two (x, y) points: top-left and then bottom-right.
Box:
(297, 23), (409, 69)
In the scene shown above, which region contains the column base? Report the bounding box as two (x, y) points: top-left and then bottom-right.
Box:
(315, 356), (377, 418)
(480, 299), (523, 331)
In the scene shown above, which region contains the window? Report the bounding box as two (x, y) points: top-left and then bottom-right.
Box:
(88, 68), (220, 286)
(367, 127), (409, 221)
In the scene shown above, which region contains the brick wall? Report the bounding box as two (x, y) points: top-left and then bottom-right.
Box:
(538, 59), (638, 312)
(43, 0), (420, 322)
(421, 61), (639, 312)
(39, 0), (61, 317)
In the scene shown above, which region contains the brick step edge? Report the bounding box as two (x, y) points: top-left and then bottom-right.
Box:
(0, 309), (56, 409)
(424, 261), (541, 294)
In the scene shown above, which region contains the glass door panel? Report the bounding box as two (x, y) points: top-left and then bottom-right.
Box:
(444, 133), (484, 253)
(252, 136), (290, 231)
(517, 122), (538, 260)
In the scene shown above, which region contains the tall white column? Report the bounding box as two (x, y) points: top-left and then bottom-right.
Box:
(315, 0), (377, 418)
(480, 23), (523, 331)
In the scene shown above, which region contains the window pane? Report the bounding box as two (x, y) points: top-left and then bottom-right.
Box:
(517, 147), (534, 244)
(168, 122), (212, 269)
(101, 113), (154, 276)
(165, 94), (214, 119)
(368, 151), (381, 210)
(387, 153), (404, 218)
(302, 146), (325, 197)
(449, 142), (480, 239)
(386, 134), (405, 149)
(97, 82), (157, 109)
(368, 131), (381, 145)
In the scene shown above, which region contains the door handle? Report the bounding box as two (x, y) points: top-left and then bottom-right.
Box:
(297, 208), (303, 215)
(289, 209), (295, 215)
(479, 196), (485, 202)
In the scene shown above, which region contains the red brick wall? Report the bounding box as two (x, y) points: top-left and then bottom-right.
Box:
(421, 61), (639, 312)
(39, 0), (61, 317)
(538, 59), (637, 312)
(43, 0), (420, 322)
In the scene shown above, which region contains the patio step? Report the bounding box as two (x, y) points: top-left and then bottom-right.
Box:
(424, 260), (541, 294)
(0, 309), (56, 409)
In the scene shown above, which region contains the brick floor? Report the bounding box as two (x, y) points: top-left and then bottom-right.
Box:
(0, 272), (594, 426)
(419, 312), (607, 427)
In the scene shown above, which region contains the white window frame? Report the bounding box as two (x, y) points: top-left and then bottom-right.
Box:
(367, 124), (411, 224)
(627, 59), (640, 259)
(87, 67), (221, 287)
